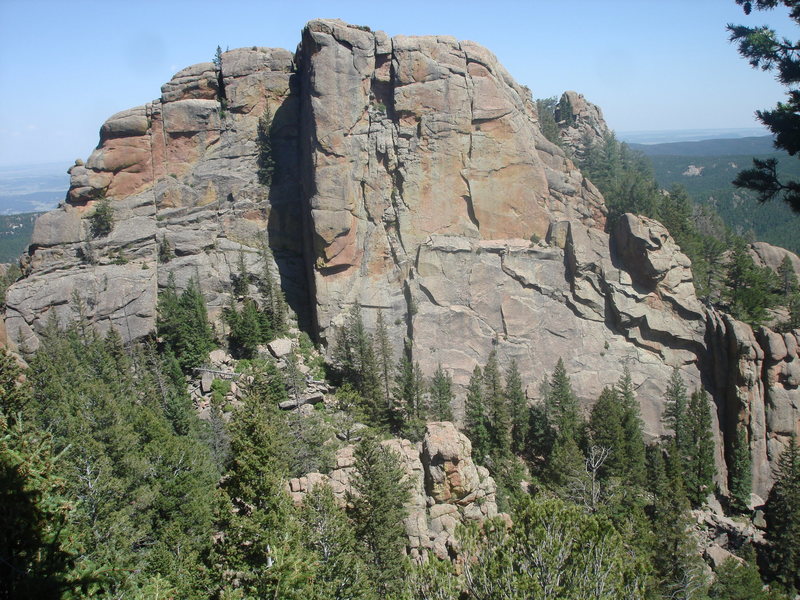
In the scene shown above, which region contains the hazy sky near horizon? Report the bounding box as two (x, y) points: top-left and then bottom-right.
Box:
(0, 0), (795, 166)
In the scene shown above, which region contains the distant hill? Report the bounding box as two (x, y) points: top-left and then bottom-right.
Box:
(0, 162), (67, 215)
(0, 212), (38, 263)
(630, 135), (776, 157)
(634, 138), (800, 253)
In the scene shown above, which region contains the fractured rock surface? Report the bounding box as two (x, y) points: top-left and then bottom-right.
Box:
(2, 19), (798, 498)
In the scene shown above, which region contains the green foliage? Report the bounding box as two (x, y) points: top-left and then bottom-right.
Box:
(0, 407), (82, 598)
(643, 149), (800, 254)
(393, 346), (426, 440)
(684, 389), (716, 506)
(579, 132), (662, 221)
(374, 309), (393, 412)
(765, 436), (800, 593)
(535, 96), (562, 146)
(464, 366), (491, 464)
(0, 263), (21, 307)
(724, 239), (779, 326)
(88, 197), (114, 237)
(157, 275), (216, 371)
(429, 363), (454, 422)
(545, 357), (581, 441)
(348, 435), (412, 597)
(729, 425), (753, 512)
(300, 485), (374, 599)
(461, 496), (649, 599)
(211, 383), (317, 598)
(708, 553), (769, 600)
(483, 350), (512, 460)
(616, 367), (647, 486)
(25, 321), (218, 597)
(257, 106), (275, 186)
(506, 360), (528, 455)
(332, 305), (384, 427)
(729, 1), (800, 212)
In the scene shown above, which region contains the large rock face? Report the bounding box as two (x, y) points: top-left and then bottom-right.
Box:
(3, 19), (798, 498)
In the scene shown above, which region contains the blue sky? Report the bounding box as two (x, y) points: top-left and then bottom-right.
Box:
(0, 0), (795, 166)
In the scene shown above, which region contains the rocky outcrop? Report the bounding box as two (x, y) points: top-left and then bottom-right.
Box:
(4, 46), (305, 351)
(2, 20), (798, 498)
(555, 90), (611, 159)
(288, 422), (502, 560)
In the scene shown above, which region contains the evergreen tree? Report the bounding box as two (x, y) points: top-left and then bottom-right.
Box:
(685, 389), (716, 506)
(232, 249), (249, 297)
(546, 358), (581, 441)
(777, 254), (799, 297)
(462, 496), (648, 599)
(464, 366), (491, 464)
(765, 436), (800, 593)
(374, 310), (393, 413)
(0, 346), (29, 416)
(483, 350), (512, 459)
(392, 347), (425, 440)
(0, 397), (83, 597)
(724, 240), (779, 326)
(648, 444), (708, 599)
(729, 425), (753, 513)
(158, 275), (216, 371)
(664, 368), (689, 453)
(589, 386), (626, 478)
(505, 359), (529, 456)
(729, 0), (800, 213)
(212, 387), (316, 598)
(333, 305), (384, 426)
(300, 485), (374, 600)
(617, 367), (647, 486)
(708, 551), (769, 600)
(348, 436), (411, 598)
(429, 364), (454, 422)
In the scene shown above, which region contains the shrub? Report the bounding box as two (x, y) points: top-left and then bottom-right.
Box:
(89, 198), (114, 237)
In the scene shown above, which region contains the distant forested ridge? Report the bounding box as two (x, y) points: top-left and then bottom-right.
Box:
(632, 137), (800, 253)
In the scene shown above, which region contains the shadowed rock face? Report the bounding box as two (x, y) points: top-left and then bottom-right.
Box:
(3, 19), (798, 498)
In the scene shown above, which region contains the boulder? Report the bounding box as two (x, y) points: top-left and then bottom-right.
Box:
(267, 337), (293, 359)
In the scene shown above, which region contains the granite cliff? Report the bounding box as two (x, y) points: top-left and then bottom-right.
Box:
(2, 19), (798, 498)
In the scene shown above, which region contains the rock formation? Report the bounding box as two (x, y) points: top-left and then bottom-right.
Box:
(288, 421), (502, 560)
(2, 19), (798, 498)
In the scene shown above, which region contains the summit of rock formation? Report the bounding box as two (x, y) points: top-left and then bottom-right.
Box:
(2, 19), (798, 498)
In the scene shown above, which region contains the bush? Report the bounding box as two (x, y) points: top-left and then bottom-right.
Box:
(89, 198), (114, 237)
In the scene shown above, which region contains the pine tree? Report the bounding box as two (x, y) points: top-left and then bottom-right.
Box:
(685, 389), (716, 506)
(212, 388), (316, 598)
(348, 436), (411, 598)
(333, 305), (384, 426)
(158, 275), (215, 371)
(0, 346), (29, 416)
(484, 350), (512, 459)
(589, 386), (626, 478)
(547, 358), (581, 441)
(0, 386), (81, 597)
(429, 364), (454, 422)
(392, 347), (425, 440)
(505, 359), (529, 456)
(617, 367), (646, 486)
(708, 550), (769, 600)
(232, 249), (249, 297)
(664, 368), (689, 453)
(300, 485), (374, 599)
(374, 310), (393, 413)
(729, 425), (752, 513)
(765, 436), (800, 593)
(464, 366), (491, 464)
